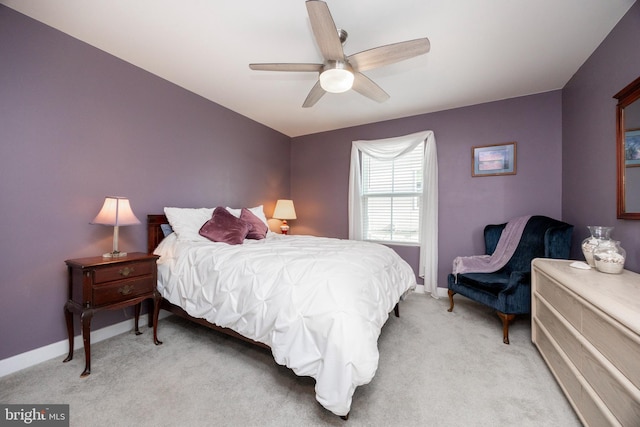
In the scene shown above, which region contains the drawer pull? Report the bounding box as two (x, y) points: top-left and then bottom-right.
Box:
(118, 285), (134, 295)
(119, 267), (135, 277)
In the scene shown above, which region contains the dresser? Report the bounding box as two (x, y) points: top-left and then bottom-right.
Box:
(63, 252), (162, 377)
(531, 258), (640, 426)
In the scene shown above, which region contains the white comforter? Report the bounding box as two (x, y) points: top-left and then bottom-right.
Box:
(154, 232), (416, 416)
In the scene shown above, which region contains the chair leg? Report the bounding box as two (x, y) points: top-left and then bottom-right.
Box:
(447, 289), (455, 312)
(497, 312), (515, 344)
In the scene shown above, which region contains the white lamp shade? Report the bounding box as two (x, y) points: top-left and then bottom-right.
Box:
(92, 197), (141, 226)
(273, 199), (297, 220)
(319, 68), (354, 93)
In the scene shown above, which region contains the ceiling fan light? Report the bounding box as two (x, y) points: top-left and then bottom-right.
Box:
(320, 68), (354, 93)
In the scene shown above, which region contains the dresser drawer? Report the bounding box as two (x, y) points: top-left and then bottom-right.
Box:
(582, 303), (640, 391)
(535, 295), (582, 369)
(535, 270), (582, 330)
(535, 323), (582, 407)
(92, 276), (154, 306)
(579, 385), (621, 427)
(93, 261), (153, 284)
(582, 350), (640, 426)
(535, 320), (620, 427)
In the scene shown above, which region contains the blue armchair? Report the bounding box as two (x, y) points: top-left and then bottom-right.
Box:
(447, 215), (573, 344)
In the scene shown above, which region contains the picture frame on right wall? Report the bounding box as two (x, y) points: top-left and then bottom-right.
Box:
(472, 142), (517, 177)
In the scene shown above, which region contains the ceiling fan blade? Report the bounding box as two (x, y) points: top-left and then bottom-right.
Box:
(249, 63), (323, 72)
(348, 38), (430, 72)
(352, 72), (390, 103)
(306, 0), (344, 61)
(302, 80), (326, 108)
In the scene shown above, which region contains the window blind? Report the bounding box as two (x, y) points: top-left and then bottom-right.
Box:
(361, 141), (424, 243)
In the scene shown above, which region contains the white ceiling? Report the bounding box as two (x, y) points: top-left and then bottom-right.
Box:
(1, 0), (636, 137)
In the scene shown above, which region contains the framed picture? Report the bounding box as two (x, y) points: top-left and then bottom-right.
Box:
(472, 142), (517, 177)
(625, 129), (640, 167)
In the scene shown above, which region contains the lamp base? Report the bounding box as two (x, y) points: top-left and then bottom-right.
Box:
(280, 220), (290, 235)
(102, 251), (128, 258)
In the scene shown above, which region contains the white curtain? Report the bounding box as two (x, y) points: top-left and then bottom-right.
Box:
(348, 130), (439, 297)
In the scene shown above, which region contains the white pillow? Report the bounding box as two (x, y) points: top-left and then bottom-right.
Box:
(164, 207), (214, 242)
(225, 205), (269, 227)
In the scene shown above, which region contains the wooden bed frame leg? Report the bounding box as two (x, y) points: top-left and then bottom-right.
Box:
(394, 303), (399, 317)
(340, 412), (349, 421)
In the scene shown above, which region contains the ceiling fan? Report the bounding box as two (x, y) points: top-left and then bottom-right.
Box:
(249, 0), (430, 108)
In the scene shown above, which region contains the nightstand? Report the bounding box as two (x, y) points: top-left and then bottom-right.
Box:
(63, 252), (162, 377)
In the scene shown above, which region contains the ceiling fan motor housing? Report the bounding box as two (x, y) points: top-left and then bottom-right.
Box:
(337, 29), (348, 45)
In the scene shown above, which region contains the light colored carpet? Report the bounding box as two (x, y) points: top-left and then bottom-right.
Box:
(0, 292), (580, 427)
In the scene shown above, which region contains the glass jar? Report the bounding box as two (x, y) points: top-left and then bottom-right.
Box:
(581, 226), (613, 267)
(593, 240), (626, 274)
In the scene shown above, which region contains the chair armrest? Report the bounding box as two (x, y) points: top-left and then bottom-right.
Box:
(502, 271), (531, 294)
(497, 271), (533, 314)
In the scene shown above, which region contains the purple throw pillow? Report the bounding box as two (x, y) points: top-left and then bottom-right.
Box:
(240, 208), (268, 240)
(199, 207), (250, 245)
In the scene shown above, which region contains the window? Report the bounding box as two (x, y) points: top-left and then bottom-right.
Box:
(360, 141), (424, 244)
(348, 130), (438, 292)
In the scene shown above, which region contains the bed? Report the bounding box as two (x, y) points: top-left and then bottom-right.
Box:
(147, 207), (416, 418)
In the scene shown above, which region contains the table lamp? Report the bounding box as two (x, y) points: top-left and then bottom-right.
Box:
(273, 199), (297, 234)
(91, 196), (141, 258)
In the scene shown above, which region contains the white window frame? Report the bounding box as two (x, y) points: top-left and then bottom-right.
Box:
(360, 141), (424, 245)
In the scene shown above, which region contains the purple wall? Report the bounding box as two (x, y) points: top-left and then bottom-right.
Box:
(0, 6), (290, 360)
(291, 91), (563, 286)
(2, 2), (639, 364)
(563, 2), (640, 272)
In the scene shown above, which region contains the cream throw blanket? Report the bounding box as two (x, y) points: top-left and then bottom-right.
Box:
(452, 215), (532, 277)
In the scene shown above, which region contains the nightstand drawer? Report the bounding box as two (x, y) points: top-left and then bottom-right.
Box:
(93, 277), (155, 306)
(94, 261), (153, 284)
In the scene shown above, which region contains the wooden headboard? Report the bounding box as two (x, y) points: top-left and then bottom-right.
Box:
(147, 214), (168, 254)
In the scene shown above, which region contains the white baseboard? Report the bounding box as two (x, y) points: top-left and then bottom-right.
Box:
(414, 284), (448, 298)
(0, 312), (171, 378)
